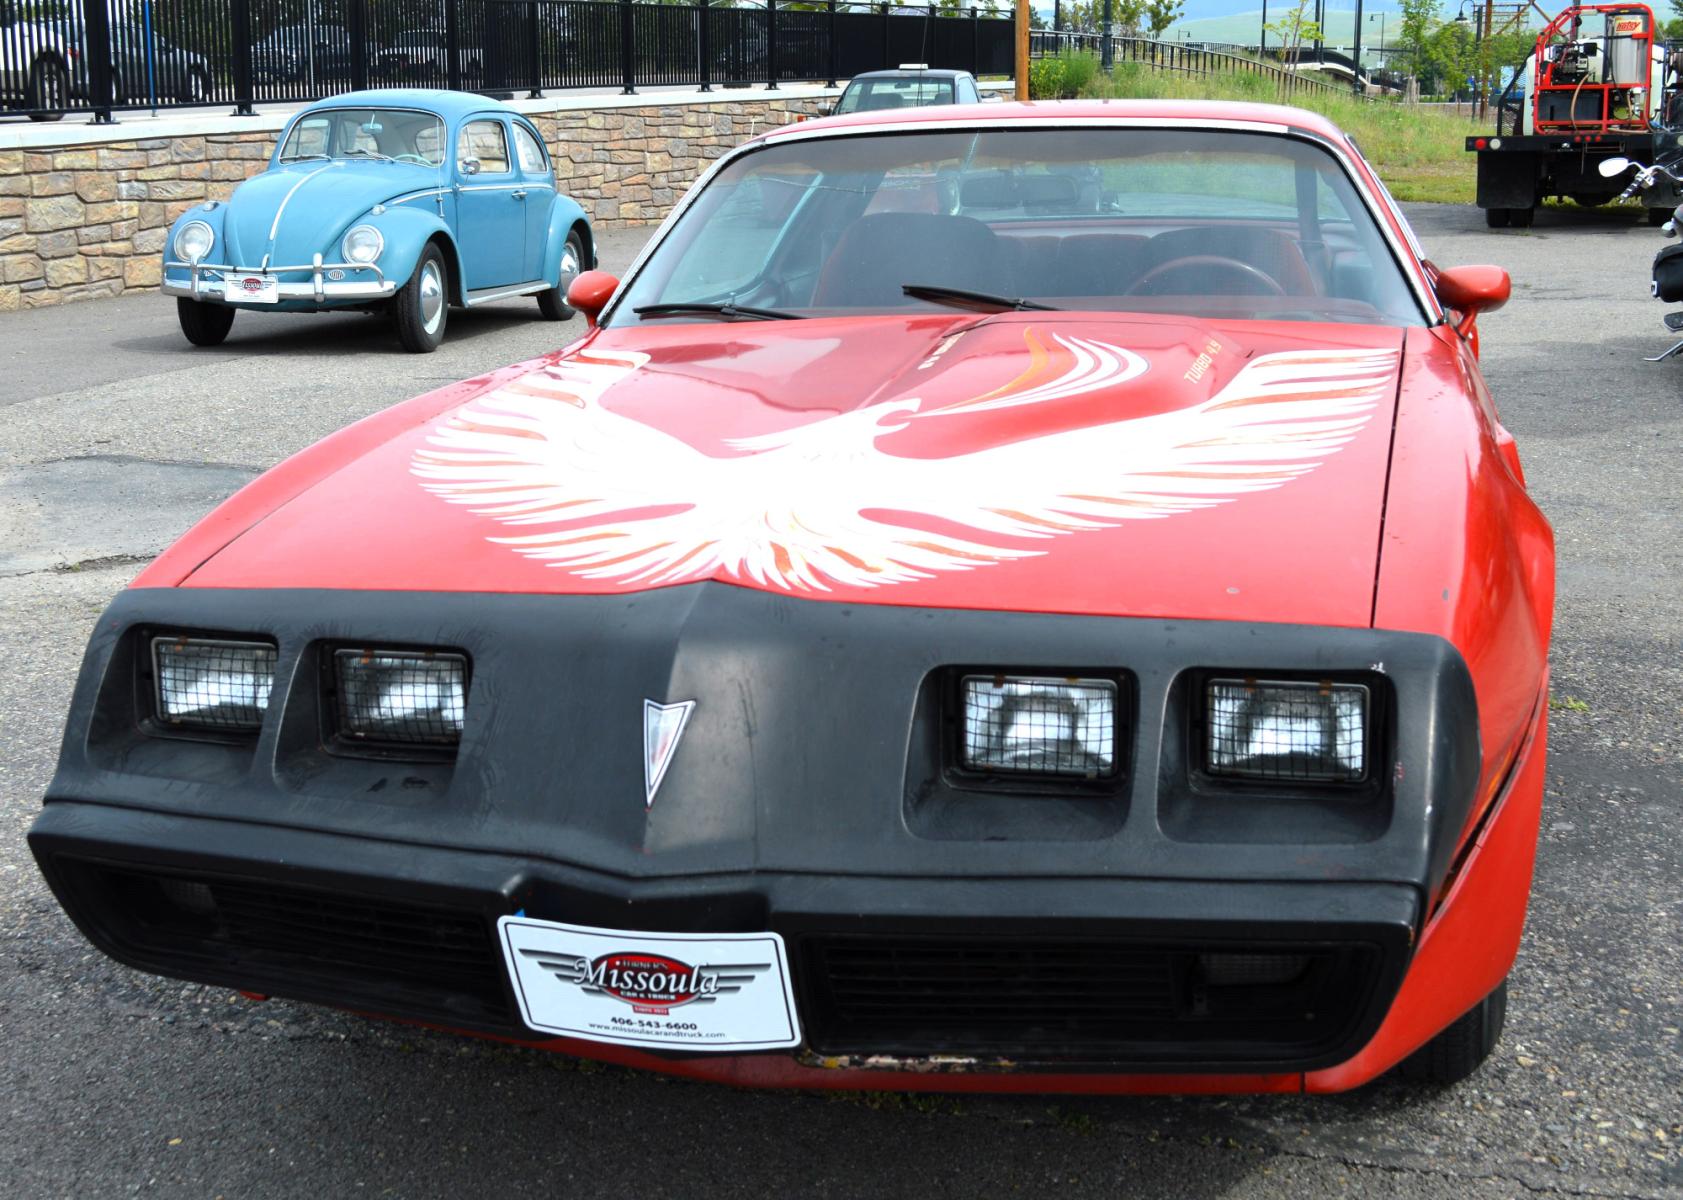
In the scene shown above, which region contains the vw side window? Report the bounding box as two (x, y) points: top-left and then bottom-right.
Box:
(515, 125), (551, 176)
(458, 120), (511, 175)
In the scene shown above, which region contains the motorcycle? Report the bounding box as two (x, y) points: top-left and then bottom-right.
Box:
(1600, 152), (1683, 361)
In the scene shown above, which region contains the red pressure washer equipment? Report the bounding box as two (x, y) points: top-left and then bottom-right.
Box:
(1466, 3), (1683, 227)
(1531, 4), (1654, 133)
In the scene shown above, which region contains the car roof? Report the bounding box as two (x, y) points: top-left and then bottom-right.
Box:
(770, 98), (1352, 143)
(845, 68), (971, 81)
(302, 87), (518, 123)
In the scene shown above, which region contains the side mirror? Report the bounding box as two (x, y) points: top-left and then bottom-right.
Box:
(1434, 264), (1511, 338)
(460, 158), (480, 176)
(1599, 155), (1633, 177)
(566, 270), (619, 327)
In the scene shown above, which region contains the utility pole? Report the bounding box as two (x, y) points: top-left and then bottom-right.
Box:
(1016, 0), (1029, 99)
(1102, 0), (1113, 70)
(1480, 0), (1495, 121)
(1352, 0), (1363, 93)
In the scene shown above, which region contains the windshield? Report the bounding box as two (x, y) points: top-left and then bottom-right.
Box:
(835, 77), (956, 114)
(612, 129), (1424, 327)
(278, 108), (447, 166)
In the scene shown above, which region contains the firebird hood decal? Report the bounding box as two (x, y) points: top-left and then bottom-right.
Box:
(411, 330), (1395, 593)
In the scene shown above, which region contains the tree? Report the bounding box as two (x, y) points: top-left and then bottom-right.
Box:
(1143, 0), (1182, 39)
(1397, 0), (1442, 97)
(1426, 18), (1475, 97)
(1265, 0), (1322, 60)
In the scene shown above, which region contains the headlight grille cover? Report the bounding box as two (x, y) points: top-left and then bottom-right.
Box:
(334, 649), (467, 745)
(151, 636), (276, 732)
(961, 674), (1117, 778)
(1205, 678), (1367, 783)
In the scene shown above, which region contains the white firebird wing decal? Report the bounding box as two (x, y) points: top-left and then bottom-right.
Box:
(412, 335), (1396, 592)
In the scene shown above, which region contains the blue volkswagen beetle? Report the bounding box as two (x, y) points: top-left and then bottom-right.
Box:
(161, 89), (593, 353)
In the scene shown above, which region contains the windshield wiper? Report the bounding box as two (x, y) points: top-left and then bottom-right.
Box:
(279, 153), (330, 163)
(344, 148), (393, 162)
(633, 301), (805, 321)
(902, 284), (1061, 313)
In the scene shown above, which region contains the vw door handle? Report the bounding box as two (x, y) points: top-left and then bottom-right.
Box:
(511, 189), (527, 200)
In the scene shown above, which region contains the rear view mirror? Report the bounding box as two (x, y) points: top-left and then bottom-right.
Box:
(1599, 156), (1633, 177)
(566, 270), (619, 327)
(1435, 264), (1511, 338)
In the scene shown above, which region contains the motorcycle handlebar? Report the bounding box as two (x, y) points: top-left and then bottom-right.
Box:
(1620, 162), (1683, 201)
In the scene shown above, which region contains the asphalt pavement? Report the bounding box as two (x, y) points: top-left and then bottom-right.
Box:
(1, 206), (1680, 1199)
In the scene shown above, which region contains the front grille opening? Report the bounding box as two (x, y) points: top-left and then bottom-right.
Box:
(801, 935), (1380, 1064)
(59, 859), (509, 1027)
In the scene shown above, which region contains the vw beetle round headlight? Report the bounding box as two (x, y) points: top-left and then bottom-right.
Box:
(342, 225), (384, 265)
(174, 220), (215, 264)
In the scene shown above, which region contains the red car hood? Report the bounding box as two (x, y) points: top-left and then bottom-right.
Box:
(176, 312), (1405, 625)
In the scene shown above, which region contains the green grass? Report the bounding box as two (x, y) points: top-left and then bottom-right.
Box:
(1066, 60), (1482, 205)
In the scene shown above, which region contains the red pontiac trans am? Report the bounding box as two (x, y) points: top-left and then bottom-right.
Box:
(30, 100), (1553, 1095)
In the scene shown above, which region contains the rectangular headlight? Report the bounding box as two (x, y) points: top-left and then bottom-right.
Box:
(961, 674), (1117, 778)
(1205, 678), (1367, 783)
(334, 649), (467, 746)
(152, 636), (276, 733)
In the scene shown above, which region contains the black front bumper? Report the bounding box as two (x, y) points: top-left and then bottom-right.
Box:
(34, 802), (1417, 1073)
(31, 584), (1478, 1073)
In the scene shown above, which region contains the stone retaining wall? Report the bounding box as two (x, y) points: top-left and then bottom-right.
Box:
(0, 94), (826, 312)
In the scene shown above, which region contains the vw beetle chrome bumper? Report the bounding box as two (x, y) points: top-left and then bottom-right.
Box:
(162, 256), (397, 304)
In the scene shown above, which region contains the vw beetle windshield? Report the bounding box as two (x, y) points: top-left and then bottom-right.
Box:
(613, 129), (1425, 326)
(279, 108), (447, 166)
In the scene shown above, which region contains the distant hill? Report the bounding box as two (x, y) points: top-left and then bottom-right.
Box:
(1164, 9), (1406, 50)
(1174, 0), (1401, 17)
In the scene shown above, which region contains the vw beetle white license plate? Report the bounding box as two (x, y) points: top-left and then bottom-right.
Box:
(225, 273), (278, 304)
(498, 916), (802, 1051)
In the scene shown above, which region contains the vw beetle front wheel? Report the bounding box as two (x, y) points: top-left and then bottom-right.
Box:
(536, 230), (584, 321)
(394, 245), (448, 353)
(176, 299), (235, 347)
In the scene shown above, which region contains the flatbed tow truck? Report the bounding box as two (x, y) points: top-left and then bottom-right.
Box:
(1466, 2), (1683, 226)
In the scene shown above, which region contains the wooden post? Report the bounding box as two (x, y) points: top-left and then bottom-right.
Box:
(1015, 0), (1029, 100)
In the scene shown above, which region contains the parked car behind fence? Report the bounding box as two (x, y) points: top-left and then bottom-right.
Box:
(3, 1), (1015, 121)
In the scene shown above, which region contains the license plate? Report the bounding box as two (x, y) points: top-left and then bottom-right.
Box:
(498, 916), (801, 1051)
(225, 273), (278, 304)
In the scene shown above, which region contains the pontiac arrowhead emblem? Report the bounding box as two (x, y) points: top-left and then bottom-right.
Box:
(643, 699), (695, 809)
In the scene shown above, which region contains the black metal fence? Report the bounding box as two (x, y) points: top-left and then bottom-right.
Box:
(1, 0), (1015, 122)
(1030, 29), (1358, 98)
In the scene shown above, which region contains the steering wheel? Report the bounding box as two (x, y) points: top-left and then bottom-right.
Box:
(394, 153), (431, 165)
(1126, 255), (1285, 298)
